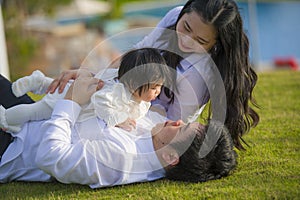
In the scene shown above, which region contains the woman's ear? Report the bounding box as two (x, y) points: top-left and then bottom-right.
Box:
(162, 151), (179, 166)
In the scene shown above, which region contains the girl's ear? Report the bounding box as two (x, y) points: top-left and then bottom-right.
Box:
(162, 151), (179, 166)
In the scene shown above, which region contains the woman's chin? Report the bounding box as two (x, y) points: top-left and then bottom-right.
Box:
(178, 43), (193, 53)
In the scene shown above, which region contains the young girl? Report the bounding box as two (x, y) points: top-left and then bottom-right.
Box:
(48, 0), (260, 150)
(0, 48), (171, 132)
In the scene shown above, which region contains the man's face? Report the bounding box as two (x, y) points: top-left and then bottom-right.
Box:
(151, 120), (201, 148)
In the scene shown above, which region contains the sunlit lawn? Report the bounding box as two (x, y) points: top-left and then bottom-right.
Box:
(1, 70), (299, 199)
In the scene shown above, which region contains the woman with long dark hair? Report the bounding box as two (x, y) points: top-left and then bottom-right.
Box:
(41, 0), (260, 150)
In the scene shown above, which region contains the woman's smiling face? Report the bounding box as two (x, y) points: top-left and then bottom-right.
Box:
(176, 11), (217, 54)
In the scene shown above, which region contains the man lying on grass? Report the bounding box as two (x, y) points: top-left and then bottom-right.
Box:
(0, 74), (237, 188)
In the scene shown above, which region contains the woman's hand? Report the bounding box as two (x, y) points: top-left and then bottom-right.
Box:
(64, 74), (104, 106)
(47, 69), (93, 94)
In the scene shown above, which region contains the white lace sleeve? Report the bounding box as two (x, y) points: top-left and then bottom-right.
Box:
(92, 82), (131, 127)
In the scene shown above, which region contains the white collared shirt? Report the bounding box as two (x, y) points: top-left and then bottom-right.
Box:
(134, 6), (213, 122)
(0, 100), (165, 188)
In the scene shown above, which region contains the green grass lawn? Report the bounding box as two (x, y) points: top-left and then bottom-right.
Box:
(1, 70), (299, 199)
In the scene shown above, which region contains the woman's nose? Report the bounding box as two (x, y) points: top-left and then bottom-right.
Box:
(182, 35), (195, 46)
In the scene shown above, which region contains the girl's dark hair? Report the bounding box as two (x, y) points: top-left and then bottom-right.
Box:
(159, 0), (260, 150)
(118, 48), (171, 96)
(166, 120), (237, 182)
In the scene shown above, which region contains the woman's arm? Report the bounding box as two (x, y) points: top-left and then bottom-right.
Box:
(46, 69), (83, 94)
(46, 57), (121, 94)
(45, 6), (183, 95)
(133, 6), (182, 49)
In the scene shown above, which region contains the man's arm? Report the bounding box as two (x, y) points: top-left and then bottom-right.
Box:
(36, 76), (132, 188)
(35, 100), (133, 188)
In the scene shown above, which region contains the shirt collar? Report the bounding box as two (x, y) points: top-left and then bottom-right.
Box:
(180, 53), (208, 71)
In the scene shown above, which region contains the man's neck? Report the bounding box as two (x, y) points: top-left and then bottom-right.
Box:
(152, 134), (168, 169)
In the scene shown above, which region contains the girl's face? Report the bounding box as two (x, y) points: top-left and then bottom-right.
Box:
(176, 11), (217, 54)
(133, 83), (162, 102)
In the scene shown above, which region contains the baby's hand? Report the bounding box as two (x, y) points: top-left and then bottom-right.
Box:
(116, 118), (136, 132)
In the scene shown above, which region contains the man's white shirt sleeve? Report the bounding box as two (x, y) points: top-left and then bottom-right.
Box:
(35, 100), (134, 188)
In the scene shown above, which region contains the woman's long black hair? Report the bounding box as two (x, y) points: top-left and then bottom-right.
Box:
(159, 0), (260, 150)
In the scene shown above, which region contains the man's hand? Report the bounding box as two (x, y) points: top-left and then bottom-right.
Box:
(64, 75), (104, 106)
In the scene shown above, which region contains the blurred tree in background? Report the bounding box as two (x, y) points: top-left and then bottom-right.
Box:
(2, 0), (72, 80)
(103, 0), (144, 18)
(1, 0), (143, 80)
(2, 0), (73, 16)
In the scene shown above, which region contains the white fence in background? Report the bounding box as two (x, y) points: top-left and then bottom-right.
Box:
(0, 5), (10, 80)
